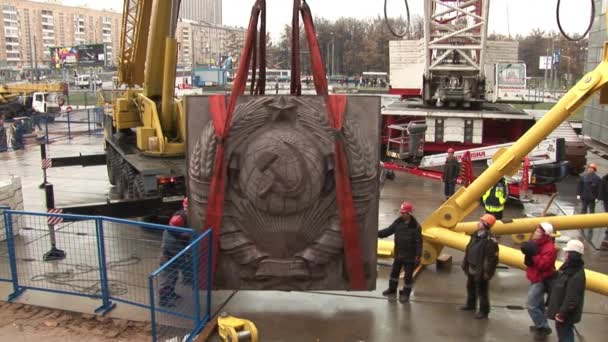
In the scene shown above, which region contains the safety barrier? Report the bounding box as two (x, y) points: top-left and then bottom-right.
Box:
(39, 107), (104, 144)
(0, 209), (212, 341)
(0, 206), (11, 283)
(149, 230), (212, 341)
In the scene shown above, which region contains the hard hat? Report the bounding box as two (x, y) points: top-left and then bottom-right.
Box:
(539, 222), (554, 235)
(182, 197), (189, 209)
(480, 214), (497, 227)
(447, 148), (455, 154)
(563, 239), (584, 255)
(589, 163), (597, 170)
(399, 201), (413, 214)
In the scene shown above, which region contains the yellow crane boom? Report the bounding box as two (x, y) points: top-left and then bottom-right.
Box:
(112, 0), (184, 156)
(0, 82), (67, 104)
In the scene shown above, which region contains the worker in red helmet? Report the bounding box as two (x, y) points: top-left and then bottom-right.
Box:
(443, 147), (461, 200)
(159, 196), (192, 307)
(577, 163), (601, 214)
(460, 214), (499, 319)
(378, 201), (422, 303)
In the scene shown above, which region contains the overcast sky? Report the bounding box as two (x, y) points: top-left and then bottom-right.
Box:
(55, 0), (593, 40)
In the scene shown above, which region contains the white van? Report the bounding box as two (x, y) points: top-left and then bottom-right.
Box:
(74, 74), (103, 89)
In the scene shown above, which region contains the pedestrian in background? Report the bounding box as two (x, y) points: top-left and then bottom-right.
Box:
(0, 118), (7, 152)
(521, 222), (557, 340)
(577, 163), (600, 213)
(482, 177), (508, 221)
(461, 214), (499, 319)
(599, 170), (608, 213)
(547, 239), (586, 342)
(443, 148), (460, 200)
(378, 201), (422, 303)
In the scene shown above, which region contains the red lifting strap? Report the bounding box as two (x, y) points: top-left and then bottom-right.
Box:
(301, 2), (328, 96)
(204, 0), (366, 290)
(204, 2), (261, 276)
(301, 2), (366, 289)
(325, 95), (367, 290)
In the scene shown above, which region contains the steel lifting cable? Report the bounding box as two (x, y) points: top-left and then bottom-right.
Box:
(384, 0), (410, 38)
(557, 0), (595, 41)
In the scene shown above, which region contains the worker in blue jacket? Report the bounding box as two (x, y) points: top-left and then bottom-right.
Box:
(159, 197), (192, 307)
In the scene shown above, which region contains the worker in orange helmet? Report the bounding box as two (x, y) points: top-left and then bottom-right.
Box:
(577, 163), (601, 214)
(159, 197), (192, 307)
(443, 147), (461, 200)
(378, 201), (422, 303)
(460, 214), (499, 319)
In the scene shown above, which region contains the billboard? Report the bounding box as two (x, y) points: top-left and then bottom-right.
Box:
(50, 44), (106, 68)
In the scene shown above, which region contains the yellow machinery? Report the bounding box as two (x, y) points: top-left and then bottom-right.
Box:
(104, 0), (188, 200)
(113, 0), (185, 156)
(379, 10), (608, 296)
(0, 82), (67, 104)
(218, 313), (259, 342)
(384, 41), (608, 296)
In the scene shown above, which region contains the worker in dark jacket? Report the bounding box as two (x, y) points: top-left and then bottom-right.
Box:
(159, 197), (192, 307)
(443, 148), (460, 199)
(10, 119), (24, 150)
(0, 118), (7, 152)
(601, 172), (608, 211)
(521, 222), (557, 340)
(378, 201), (422, 303)
(600, 173), (608, 246)
(577, 163), (601, 214)
(461, 214), (499, 319)
(547, 239), (586, 342)
(482, 177), (508, 220)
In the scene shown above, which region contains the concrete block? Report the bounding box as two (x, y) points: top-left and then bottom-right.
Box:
(0, 176), (23, 241)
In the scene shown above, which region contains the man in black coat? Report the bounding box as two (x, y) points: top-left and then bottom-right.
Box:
(461, 214), (499, 319)
(378, 201), (422, 303)
(443, 148), (460, 200)
(547, 239), (586, 342)
(599, 173), (608, 246)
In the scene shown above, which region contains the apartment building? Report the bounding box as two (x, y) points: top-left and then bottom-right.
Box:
(179, 0), (222, 25)
(176, 19), (245, 68)
(0, 0), (121, 69)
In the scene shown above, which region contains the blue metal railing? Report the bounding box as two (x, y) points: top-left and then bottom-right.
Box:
(0, 209), (212, 341)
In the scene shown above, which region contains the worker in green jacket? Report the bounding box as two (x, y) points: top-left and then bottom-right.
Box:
(482, 178), (508, 221)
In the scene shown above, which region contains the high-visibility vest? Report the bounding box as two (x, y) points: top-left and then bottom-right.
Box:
(483, 182), (508, 213)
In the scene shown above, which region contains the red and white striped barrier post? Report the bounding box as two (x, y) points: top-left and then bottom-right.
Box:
(39, 144), (51, 189)
(43, 183), (65, 261)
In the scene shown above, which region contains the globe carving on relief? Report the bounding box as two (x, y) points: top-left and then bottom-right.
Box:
(239, 128), (324, 216)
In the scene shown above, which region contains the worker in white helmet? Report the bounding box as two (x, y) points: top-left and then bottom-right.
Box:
(547, 239), (586, 342)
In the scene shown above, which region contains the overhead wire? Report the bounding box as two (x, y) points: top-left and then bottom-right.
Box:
(556, 0), (595, 41)
(384, 0), (410, 38)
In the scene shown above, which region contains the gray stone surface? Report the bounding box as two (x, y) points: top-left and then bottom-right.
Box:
(186, 95), (381, 290)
